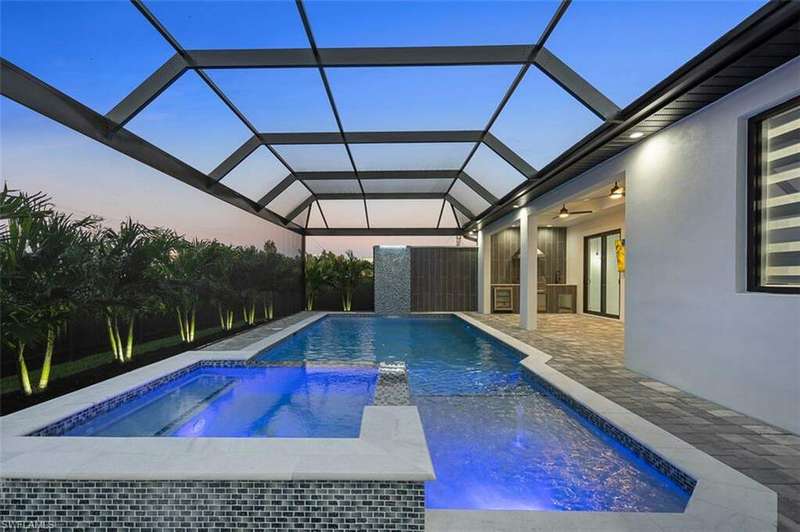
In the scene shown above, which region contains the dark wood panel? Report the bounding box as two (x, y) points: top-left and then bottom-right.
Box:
(490, 227), (566, 285)
(410, 247), (477, 311)
(537, 227), (567, 284)
(491, 227), (520, 284)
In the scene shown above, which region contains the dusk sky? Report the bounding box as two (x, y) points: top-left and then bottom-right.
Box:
(0, 0), (763, 257)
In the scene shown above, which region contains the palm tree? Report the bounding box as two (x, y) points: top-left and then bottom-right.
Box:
(1, 187), (52, 394)
(161, 237), (215, 343)
(28, 211), (98, 389)
(304, 253), (327, 311)
(325, 251), (373, 311)
(205, 241), (238, 330)
(92, 219), (173, 362)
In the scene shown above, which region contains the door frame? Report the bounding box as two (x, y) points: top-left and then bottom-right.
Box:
(583, 229), (622, 319)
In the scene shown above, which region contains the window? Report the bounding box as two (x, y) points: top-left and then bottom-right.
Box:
(748, 95), (800, 293)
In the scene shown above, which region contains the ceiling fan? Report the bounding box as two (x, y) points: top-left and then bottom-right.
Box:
(552, 203), (592, 220)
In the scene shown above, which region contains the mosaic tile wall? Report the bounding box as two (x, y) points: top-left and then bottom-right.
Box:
(373, 245), (411, 314)
(375, 362), (412, 406)
(0, 479), (425, 530)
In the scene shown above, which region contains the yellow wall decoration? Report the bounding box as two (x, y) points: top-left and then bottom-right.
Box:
(615, 239), (626, 273)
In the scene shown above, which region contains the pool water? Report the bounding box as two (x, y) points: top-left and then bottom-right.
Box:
(257, 315), (691, 512)
(62, 366), (377, 438)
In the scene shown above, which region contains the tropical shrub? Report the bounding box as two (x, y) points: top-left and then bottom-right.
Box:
(0, 187), (98, 393)
(324, 251), (373, 311)
(1, 186), (305, 390)
(304, 253), (326, 311)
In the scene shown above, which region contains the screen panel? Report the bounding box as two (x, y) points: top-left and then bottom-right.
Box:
(464, 144), (526, 199)
(450, 179), (491, 217)
(219, 146), (289, 202)
(367, 199), (442, 227)
(303, 179), (362, 194)
(440, 202), (459, 228)
(146, 0), (309, 49)
(206, 69), (338, 133)
(318, 199), (368, 228)
(546, 0), (763, 106)
(0, 1), (173, 112)
(308, 201), (326, 228)
(126, 71), (253, 174)
(350, 143), (474, 171)
(266, 180), (312, 218)
(273, 144), (354, 172)
(362, 178), (452, 194)
(305, 0), (559, 47)
(490, 68), (602, 170)
(327, 66), (519, 131)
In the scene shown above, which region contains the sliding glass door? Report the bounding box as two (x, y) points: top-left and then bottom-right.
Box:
(583, 229), (621, 318)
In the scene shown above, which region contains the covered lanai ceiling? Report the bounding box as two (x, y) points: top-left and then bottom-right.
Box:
(2, 0), (798, 236)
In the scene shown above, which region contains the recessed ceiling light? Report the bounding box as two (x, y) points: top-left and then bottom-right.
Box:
(629, 131), (644, 139)
(546, 224), (553, 228)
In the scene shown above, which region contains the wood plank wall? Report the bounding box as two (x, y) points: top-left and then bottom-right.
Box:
(537, 227), (567, 284)
(491, 228), (520, 284)
(410, 247), (477, 311)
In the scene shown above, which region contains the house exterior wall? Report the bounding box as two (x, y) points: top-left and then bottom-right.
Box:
(551, 58), (800, 433)
(565, 206), (626, 321)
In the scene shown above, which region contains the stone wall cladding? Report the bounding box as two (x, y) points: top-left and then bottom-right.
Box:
(0, 479), (425, 530)
(374, 362), (412, 406)
(373, 246), (411, 314)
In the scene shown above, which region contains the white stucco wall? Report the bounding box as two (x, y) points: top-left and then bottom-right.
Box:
(565, 206), (626, 321)
(541, 58), (800, 433)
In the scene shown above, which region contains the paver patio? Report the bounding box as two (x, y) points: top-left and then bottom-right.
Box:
(467, 312), (800, 531)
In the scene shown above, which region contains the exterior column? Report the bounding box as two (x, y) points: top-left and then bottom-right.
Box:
(519, 210), (538, 330)
(477, 229), (491, 314)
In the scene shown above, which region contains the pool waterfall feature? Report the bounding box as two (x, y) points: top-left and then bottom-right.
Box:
(0, 312), (777, 531)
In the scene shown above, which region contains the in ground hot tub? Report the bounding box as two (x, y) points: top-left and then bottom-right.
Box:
(31, 363), (378, 438)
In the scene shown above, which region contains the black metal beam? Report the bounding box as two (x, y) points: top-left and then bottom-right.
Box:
(259, 130), (483, 145)
(317, 193), (444, 200)
(458, 172), (497, 203)
(296, 170), (460, 180)
(185, 45), (535, 69)
(534, 47), (620, 121)
(129, 0), (322, 222)
(306, 228), (464, 236)
(0, 58), (301, 233)
(257, 174), (295, 207)
(482, 134), (537, 179)
(295, 0), (369, 228)
(209, 135), (262, 182)
(439, 1), (569, 219)
(286, 196), (317, 222)
(465, 1), (800, 233)
(446, 194), (476, 219)
(106, 54), (188, 127)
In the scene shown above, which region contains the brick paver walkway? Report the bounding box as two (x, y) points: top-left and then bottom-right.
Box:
(468, 312), (800, 531)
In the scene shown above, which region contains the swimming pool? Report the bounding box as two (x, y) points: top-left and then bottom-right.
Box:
(256, 315), (692, 512)
(49, 365), (377, 438)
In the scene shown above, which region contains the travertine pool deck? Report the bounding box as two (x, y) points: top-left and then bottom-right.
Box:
(469, 312), (800, 532)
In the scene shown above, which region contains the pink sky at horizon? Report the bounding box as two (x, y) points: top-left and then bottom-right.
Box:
(1, 98), (473, 258)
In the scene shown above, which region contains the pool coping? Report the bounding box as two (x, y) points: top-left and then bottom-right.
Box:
(0, 312), (434, 483)
(0, 311), (777, 531)
(428, 312), (776, 532)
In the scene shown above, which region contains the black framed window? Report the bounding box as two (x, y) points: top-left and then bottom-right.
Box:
(748, 95), (800, 293)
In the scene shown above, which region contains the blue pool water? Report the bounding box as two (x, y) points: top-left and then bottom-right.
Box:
(257, 315), (691, 512)
(62, 366), (376, 438)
